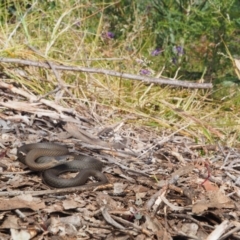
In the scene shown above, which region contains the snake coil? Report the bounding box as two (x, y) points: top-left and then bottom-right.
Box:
(18, 142), (108, 188)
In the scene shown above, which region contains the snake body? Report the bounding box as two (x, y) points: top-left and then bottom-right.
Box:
(18, 142), (108, 188)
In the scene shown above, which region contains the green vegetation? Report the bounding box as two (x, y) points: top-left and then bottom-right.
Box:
(1, 0), (240, 145)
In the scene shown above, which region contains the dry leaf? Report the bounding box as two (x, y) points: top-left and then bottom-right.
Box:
(0, 195), (45, 211)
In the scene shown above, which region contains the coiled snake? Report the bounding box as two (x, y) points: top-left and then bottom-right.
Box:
(17, 142), (108, 188)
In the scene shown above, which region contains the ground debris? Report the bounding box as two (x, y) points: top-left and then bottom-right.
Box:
(0, 79), (240, 239)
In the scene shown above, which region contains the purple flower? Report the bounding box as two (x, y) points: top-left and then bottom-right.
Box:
(106, 32), (114, 39)
(140, 69), (151, 75)
(173, 46), (184, 55)
(151, 48), (162, 56)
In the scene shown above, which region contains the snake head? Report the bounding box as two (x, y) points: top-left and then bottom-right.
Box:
(37, 155), (74, 167)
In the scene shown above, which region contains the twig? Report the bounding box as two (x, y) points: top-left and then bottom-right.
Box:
(206, 220), (231, 240)
(0, 170), (32, 175)
(103, 155), (149, 177)
(145, 187), (167, 211)
(101, 206), (125, 229)
(0, 184), (112, 197)
(219, 225), (240, 240)
(37, 86), (61, 100)
(161, 193), (186, 211)
(15, 209), (27, 219)
(111, 215), (151, 236)
(0, 57), (213, 89)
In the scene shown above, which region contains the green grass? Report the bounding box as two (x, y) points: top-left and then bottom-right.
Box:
(1, 0), (240, 146)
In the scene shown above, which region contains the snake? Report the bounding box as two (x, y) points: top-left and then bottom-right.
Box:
(17, 142), (108, 188)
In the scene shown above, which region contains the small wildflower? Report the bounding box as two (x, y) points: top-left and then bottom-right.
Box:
(173, 46), (184, 55)
(106, 31), (114, 39)
(176, 46), (184, 55)
(151, 48), (162, 56)
(102, 32), (115, 40)
(140, 69), (151, 75)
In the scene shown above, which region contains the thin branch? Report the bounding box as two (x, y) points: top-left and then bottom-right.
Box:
(0, 57), (213, 89)
(0, 184), (112, 197)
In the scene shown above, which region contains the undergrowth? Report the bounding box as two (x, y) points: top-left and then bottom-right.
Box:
(0, 0), (240, 146)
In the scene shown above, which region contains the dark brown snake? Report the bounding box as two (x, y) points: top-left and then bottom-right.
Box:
(17, 142), (108, 188)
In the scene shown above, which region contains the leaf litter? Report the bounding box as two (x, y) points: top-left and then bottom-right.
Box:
(0, 81), (240, 239)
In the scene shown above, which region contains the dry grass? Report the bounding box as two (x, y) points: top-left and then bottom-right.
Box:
(1, 0), (240, 146)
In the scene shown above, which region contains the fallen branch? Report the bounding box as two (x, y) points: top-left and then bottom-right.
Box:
(0, 57), (213, 89)
(0, 184), (112, 197)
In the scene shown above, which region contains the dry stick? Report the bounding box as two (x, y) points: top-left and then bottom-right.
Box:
(111, 215), (152, 236)
(79, 142), (137, 158)
(101, 206), (125, 229)
(219, 226), (240, 240)
(38, 86), (61, 100)
(0, 57), (213, 89)
(15, 209), (26, 219)
(103, 155), (149, 177)
(206, 220), (231, 240)
(0, 170), (32, 175)
(0, 184), (112, 197)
